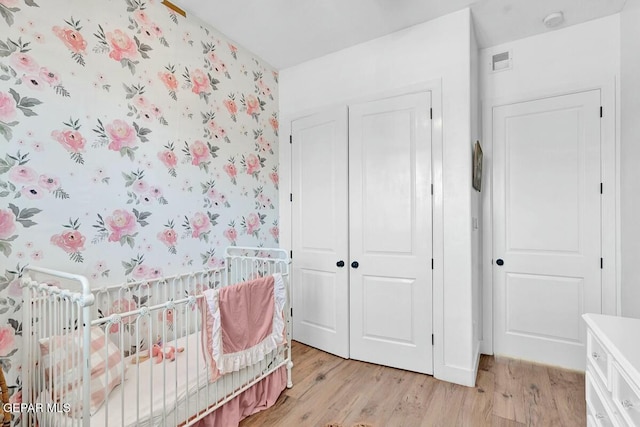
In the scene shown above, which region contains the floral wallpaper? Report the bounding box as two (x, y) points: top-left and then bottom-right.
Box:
(0, 0), (280, 414)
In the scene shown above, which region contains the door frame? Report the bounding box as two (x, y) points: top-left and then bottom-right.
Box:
(279, 79), (443, 375)
(481, 78), (620, 355)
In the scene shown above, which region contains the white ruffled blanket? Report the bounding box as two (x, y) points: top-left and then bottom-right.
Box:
(201, 273), (286, 380)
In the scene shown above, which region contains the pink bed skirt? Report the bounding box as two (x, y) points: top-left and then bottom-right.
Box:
(192, 366), (287, 427)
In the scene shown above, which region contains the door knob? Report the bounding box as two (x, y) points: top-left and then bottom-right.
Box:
(351, 261), (359, 269)
(496, 259), (504, 266)
(336, 260), (345, 268)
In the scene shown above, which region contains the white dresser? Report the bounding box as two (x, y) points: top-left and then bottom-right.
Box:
(583, 314), (640, 427)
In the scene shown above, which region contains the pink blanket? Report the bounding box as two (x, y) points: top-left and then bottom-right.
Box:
(201, 273), (286, 381)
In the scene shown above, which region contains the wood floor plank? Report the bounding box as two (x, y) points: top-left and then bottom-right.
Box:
(492, 357), (526, 423)
(240, 342), (586, 427)
(548, 367), (586, 427)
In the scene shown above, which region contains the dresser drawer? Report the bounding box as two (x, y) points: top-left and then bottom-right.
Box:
(588, 329), (612, 389)
(586, 370), (622, 427)
(612, 361), (640, 427)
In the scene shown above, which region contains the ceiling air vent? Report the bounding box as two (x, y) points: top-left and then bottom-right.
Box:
(491, 51), (512, 72)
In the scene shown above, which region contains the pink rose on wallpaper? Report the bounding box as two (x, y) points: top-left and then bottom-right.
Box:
(258, 80), (271, 98)
(38, 174), (59, 191)
(106, 209), (137, 242)
(0, 91), (17, 122)
(133, 95), (150, 110)
(158, 229), (177, 247)
(0, 0), (19, 7)
(22, 186), (44, 199)
(39, 67), (60, 86)
(132, 265), (149, 280)
(270, 226), (279, 241)
(257, 136), (271, 153)
(147, 267), (163, 279)
(22, 74), (45, 91)
(190, 69), (210, 94)
(10, 52), (39, 73)
(190, 212), (211, 238)
(189, 140), (210, 166)
(106, 119), (136, 150)
(224, 163), (237, 182)
(8, 165), (37, 184)
(0, 325), (16, 357)
(132, 179), (149, 194)
(270, 171), (279, 187)
(0, 209), (16, 240)
(245, 213), (261, 235)
(159, 72), (178, 91)
(269, 116), (279, 133)
(107, 29), (138, 61)
(51, 129), (86, 153)
(51, 230), (86, 253)
(223, 227), (237, 243)
(244, 94), (260, 116)
(134, 10), (151, 25)
(223, 99), (237, 116)
(52, 26), (87, 53)
(207, 257), (223, 269)
(245, 154), (261, 175)
(158, 150), (177, 168)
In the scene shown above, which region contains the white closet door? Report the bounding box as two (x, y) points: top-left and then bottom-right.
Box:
(493, 90), (602, 369)
(348, 92), (433, 374)
(291, 108), (350, 358)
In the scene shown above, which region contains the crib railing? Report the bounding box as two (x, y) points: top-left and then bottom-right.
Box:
(20, 247), (291, 427)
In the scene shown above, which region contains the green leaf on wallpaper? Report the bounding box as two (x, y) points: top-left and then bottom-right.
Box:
(0, 192), (9, 197)
(0, 242), (11, 258)
(0, 123), (12, 142)
(8, 88), (19, 104)
(23, 0), (39, 7)
(0, 40), (12, 57)
(18, 207), (41, 219)
(0, 6), (18, 27)
(7, 203), (18, 218)
(19, 96), (42, 108)
(0, 75), (10, 81)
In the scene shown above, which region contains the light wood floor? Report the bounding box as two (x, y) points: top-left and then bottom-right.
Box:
(240, 341), (586, 427)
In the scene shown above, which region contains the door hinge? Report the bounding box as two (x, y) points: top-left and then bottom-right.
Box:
(290, 250), (293, 259)
(430, 108), (433, 120)
(289, 135), (292, 144)
(431, 334), (434, 345)
(291, 307), (293, 317)
(600, 106), (603, 118)
(600, 183), (603, 194)
(431, 183), (433, 195)
(290, 193), (293, 202)
(601, 258), (603, 269)
(431, 259), (434, 270)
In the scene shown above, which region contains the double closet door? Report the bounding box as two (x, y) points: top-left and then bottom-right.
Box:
(291, 92), (434, 374)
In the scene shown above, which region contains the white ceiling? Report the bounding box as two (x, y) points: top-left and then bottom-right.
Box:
(173, 0), (627, 70)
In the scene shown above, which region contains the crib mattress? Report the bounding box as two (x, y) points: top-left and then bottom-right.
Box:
(38, 332), (285, 427)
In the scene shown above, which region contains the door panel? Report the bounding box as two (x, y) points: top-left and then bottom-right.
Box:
(291, 108), (349, 358)
(493, 90), (601, 369)
(349, 92), (433, 374)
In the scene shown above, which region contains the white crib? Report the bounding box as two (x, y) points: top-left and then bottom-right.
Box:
(20, 247), (292, 427)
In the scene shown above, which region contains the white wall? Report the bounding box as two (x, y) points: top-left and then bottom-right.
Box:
(279, 8), (478, 386)
(480, 15), (621, 351)
(470, 18), (483, 365)
(621, 0), (640, 318)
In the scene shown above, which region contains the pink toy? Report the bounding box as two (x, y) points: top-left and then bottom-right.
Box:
(151, 343), (184, 363)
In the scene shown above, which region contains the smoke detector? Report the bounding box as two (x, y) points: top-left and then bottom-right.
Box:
(543, 12), (564, 28)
